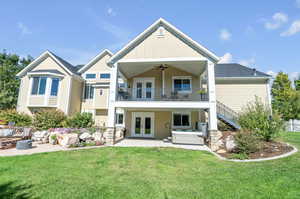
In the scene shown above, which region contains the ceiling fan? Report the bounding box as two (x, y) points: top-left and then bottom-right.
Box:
(154, 64), (170, 71)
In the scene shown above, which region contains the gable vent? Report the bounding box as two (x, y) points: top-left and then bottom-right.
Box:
(157, 26), (165, 37)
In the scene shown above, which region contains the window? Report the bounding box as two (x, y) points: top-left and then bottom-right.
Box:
(85, 73), (96, 79)
(116, 113), (124, 125)
(31, 77), (47, 95)
(84, 84), (94, 99)
(173, 112), (190, 128)
(173, 77), (191, 93)
(50, 78), (60, 96)
(100, 73), (110, 79)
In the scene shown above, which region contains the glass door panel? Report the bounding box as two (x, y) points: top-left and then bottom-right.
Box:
(135, 117), (141, 135)
(136, 82), (143, 99)
(145, 82), (152, 99)
(144, 117), (151, 135)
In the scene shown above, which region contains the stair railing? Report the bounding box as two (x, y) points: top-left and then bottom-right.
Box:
(216, 101), (239, 123)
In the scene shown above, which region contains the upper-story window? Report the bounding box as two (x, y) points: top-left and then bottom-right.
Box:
(173, 76), (192, 93)
(31, 77), (47, 95)
(84, 84), (94, 99)
(100, 73), (110, 79)
(50, 78), (60, 96)
(85, 73), (96, 79)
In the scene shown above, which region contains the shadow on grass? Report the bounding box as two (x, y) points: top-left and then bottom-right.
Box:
(0, 181), (37, 199)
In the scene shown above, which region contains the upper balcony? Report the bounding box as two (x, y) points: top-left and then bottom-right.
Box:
(118, 88), (208, 101)
(114, 58), (212, 109)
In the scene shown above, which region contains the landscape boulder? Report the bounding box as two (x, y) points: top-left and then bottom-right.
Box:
(79, 132), (92, 141)
(32, 131), (49, 143)
(225, 135), (236, 152)
(57, 133), (79, 147)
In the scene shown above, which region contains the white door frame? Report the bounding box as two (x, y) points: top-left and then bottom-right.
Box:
(131, 112), (155, 137)
(133, 77), (155, 100)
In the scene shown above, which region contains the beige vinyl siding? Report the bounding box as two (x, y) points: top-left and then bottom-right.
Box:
(121, 28), (204, 60)
(16, 55), (78, 115)
(94, 87), (109, 109)
(34, 56), (69, 75)
(127, 66), (202, 101)
(48, 97), (58, 106)
(68, 78), (83, 115)
(215, 80), (269, 113)
(95, 109), (108, 126)
(124, 111), (199, 139)
(17, 76), (31, 114)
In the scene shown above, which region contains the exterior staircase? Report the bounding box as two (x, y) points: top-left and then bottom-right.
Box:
(216, 101), (241, 130)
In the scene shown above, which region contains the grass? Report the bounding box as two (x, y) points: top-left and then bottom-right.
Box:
(1, 133), (300, 199)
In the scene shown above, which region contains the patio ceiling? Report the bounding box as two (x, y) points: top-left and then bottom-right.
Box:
(118, 59), (207, 79)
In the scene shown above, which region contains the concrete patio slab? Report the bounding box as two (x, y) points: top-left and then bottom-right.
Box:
(0, 142), (105, 157)
(114, 138), (211, 151)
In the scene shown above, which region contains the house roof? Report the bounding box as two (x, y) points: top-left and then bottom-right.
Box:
(215, 63), (271, 78)
(78, 49), (113, 74)
(17, 50), (79, 77)
(108, 18), (220, 65)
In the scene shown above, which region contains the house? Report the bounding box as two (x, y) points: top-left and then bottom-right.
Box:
(16, 18), (271, 149)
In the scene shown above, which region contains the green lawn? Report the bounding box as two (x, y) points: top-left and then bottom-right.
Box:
(1, 133), (300, 199)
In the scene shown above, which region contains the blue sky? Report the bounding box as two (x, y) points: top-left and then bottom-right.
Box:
(1, 0), (300, 79)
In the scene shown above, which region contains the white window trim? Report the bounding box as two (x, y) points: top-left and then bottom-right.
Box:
(30, 76), (48, 96)
(172, 111), (191, 129)
(50, 77), (60, 97)
(172, 76), (192, 94)
(85, 73), (97, 79)
(84, 84), (94, 100)
(133, 77), (155, 100)
(99, 72), (111, 79)
(116, 108), (125, 127)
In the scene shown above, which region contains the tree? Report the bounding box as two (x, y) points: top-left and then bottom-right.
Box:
(294, 75), (300, 91)
(0, 50), (32, 110)
(271, 72), (294, 120)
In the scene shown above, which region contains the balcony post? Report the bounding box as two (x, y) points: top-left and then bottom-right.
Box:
(107, 62), (118, 127)
(207, 60), (218, 131)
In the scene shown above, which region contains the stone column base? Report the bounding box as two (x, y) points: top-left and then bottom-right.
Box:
(209, 130), (223, 151)
(104, 127), (116, 145)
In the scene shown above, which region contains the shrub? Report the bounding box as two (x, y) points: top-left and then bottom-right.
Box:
(0, 109), (32, 126)
(65, 112), (94, 128)
(229, 153), (249, 160)
(234, 131), (261, 154)
(238, 97), (284, 141)
(33, 109), (66, 130)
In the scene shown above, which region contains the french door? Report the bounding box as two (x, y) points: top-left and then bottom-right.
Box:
(133, 78), (155, 100)
(132, 112), (154, 137)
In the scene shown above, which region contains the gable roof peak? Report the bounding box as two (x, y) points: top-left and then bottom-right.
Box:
(108, 18), (220, 65)
(78, 49), (113, 74)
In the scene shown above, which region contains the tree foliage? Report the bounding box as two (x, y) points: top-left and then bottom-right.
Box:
(295, 75), (300, 91)
(0, 50), (32, 110)
(271, 72), (295, 120)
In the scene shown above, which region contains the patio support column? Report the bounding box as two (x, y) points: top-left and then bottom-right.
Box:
(207, 60), (222, 151)
(207, 60), (217, 131)
(108, 63), (118, 127)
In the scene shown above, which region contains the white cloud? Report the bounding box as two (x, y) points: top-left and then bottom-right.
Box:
(238, 57), (255, 67)
(107, 7), (116, 16)
(264, 12), (288, 30)
(219, 29), (231, 41)
(218, 53), (233, 63)
(85, 8), (132, 51)
(17, 22), (31, 35)
(296, 0), (300, 8)
(280, 20), (300, 36)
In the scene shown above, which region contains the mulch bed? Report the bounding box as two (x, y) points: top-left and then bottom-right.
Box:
(217, 131), (294, 159)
